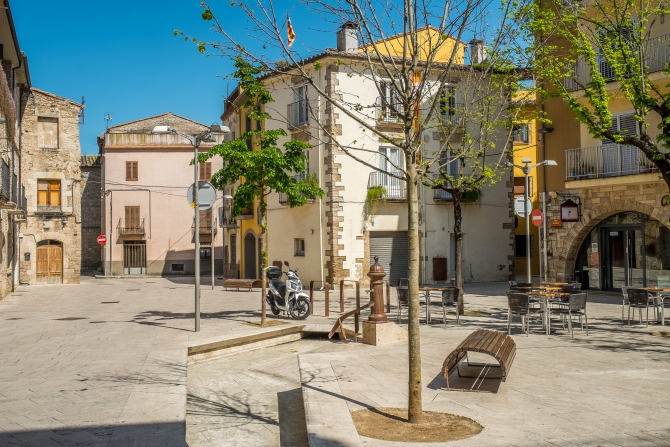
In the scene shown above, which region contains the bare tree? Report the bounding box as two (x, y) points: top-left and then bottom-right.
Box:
(181, 0), (531, 423)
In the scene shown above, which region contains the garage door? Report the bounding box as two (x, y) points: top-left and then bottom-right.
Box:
(370, 232), (408, 284)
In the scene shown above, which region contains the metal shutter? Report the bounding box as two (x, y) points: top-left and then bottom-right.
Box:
(370, 231), (409, 284)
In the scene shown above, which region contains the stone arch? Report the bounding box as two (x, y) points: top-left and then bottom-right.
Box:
(33, 231), (66, 245)
(558, 199), (670, 281)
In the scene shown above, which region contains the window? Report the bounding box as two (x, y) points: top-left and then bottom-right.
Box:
(125, 206), (141, 231)
(512, 124), (530, 144)
(199, 162), (212, 181)
(37, 118), (58, 149)
(440, 87), (457, 122)
(37, 180), (60, 207)
(513, 177), (532, 197)
(171, 263), (185, 272)
(126, 161), (138, 181)
(200, 247), (212, 260)
(294, 238), (305, 256)
(379, 80), (403, 121)
(245, 112), (252, 150)
(515, 234), (535, 258)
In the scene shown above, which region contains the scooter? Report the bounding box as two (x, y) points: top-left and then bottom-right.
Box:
(265, 261), (311, 320)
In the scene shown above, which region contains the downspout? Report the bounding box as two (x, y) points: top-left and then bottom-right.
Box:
(317, 67), (325, 289)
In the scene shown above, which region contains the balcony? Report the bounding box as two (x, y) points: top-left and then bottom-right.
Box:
(220, 216), (238, 228)
(367, 171), (406, 201)
(375, 97), (405, 124)
(564, 33), (670, 91)
(565, 144), (658, 181)
(433, 189), (454, 201)
(287, 99), (309, 128)
(192, 218), (217, 244)
(278, 173), (315, 205)
(118, 218), (145, 235)
(237, 206), (254, 220)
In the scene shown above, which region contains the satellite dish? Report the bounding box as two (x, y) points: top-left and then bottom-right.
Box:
(187, 181), (217, 211)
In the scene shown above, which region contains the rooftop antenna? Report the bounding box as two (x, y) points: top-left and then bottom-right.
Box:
(105, 113), (112, 130)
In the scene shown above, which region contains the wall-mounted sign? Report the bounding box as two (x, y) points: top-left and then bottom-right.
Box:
(550, 218), (562, 227)
(591, 243), (598, 253)
(560, 199), (580, 222)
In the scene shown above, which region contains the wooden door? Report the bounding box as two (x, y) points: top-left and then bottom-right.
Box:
(36, 243), (62, 284)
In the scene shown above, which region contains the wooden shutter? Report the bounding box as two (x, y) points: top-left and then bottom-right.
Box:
(49, 181), (61, 206)
(199, 162), (212, 181)
(37, 180), (48, 206)
(125, 206), (140, 229)
(126, 161), (138, 181)
(199, 209), (212, 228)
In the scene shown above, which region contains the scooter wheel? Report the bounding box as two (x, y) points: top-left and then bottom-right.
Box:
(271, 305), (281, 316)
(289, 297), (310, 320)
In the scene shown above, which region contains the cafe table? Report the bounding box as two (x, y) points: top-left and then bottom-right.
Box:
(527, 290), (571, 335)
(640, 286), (670, 325)
(420, 286), (454, 324)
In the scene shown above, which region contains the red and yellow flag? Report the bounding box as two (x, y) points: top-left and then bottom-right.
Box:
(287, 16), (296, 47)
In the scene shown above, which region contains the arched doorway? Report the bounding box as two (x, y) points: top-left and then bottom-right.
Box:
(573, 211), (670, 290)
(36, 240), (62, 284)
(244, 232), (256, 279)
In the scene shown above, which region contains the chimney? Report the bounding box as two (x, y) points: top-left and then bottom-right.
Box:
(469, 39), (486, 64)
(337, 22), (359, 53)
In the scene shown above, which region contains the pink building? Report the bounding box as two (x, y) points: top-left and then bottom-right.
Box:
(99, 113), (224, 276)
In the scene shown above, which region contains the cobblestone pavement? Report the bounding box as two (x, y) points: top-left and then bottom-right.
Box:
(0, 275), (331, 447)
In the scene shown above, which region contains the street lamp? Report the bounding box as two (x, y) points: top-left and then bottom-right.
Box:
(505, 158), (557, 284)
(152, 123), (230, 332)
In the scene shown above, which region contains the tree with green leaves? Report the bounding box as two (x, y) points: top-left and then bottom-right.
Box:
(200, 57), (324, 327)
(525, 0), (670, 190)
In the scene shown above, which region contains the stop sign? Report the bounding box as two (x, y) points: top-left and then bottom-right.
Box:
(97, 235), (107, 245)
(531, 209), (543, 227)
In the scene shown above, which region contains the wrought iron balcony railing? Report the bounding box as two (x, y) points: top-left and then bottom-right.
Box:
(565, 144), (658, 180)
(118, 218), (145, 235)
(433, 189), (454, 201)
(278, 173), (315, 204)
(375, 97), (405, 124)
(367, 171), (406, 200)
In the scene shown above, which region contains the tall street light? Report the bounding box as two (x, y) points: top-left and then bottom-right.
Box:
(152, 123), (230, 332)
(505, 157), (557, 284)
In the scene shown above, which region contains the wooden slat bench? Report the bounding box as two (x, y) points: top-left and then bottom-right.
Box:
(442, 329), (516, 390)
(223, 279), (262, 291)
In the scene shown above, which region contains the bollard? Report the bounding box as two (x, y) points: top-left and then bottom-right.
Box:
(309, 281), (314, 315)
(367, 257), (388, 322)
(325, 282), (330, 317)
(386, 280), (391, 313)
(340, 279), (345, 312)
(355, 281), (360, 335)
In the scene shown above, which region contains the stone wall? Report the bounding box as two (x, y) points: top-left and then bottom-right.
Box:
(19, 88), (82, 285)
(545, 177), (670, 282)
(81, 156), (101, 270)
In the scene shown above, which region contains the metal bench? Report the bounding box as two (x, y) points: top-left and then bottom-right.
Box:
(442, 329), (516, 390)
(223, 279), (262, 291)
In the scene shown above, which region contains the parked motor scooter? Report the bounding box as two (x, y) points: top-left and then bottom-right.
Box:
(265, 261), (311, 319)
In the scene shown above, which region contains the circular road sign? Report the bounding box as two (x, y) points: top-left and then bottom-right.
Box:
(514, 196), (533, 218)
(187, 181), (217, 211)
(531, 209), (543, 227)
(97, 235), (107, 245)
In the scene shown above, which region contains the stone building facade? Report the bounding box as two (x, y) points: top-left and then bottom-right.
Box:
(18, 88), (82, 285)
(81, 155), (101, 271)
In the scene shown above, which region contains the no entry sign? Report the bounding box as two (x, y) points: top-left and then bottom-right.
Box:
(97, 235), (107, 245)
(531, 209), (543, 227)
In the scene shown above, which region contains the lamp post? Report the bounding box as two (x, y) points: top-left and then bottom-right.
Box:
(152, 124), (230, 332)
(505, 158), (557, 284)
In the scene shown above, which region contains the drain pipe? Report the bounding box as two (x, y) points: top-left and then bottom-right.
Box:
(317, 67), (325, 291)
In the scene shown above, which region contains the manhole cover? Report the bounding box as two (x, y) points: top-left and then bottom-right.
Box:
(55, 317), (87, 321)
(101, 301), (119, 304)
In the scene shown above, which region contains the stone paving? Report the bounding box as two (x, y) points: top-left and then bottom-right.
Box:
(0, 275), (332, 446)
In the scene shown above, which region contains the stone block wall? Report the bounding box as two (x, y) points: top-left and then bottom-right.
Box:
(81, 156), (101, 270)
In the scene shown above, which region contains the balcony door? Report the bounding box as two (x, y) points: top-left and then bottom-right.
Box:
(378, 147), (402, 199)
(125, 206), (141, 233)
(602, 112), (639, 176)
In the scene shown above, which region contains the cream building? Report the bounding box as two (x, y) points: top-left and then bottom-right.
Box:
(99, 113), (225, 276)
(221, 26), (514, 286)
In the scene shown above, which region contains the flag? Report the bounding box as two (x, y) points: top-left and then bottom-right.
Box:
(287, 16), (296, 47)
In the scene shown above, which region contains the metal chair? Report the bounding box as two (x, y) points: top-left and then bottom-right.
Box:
(441, 287), (460, 325)
(628, 288), (658, 326)
(507, 292), (543, 336)
(549, 293), (588, 337)
(621, 286), (633, 321)
(396, 278), (409, 324)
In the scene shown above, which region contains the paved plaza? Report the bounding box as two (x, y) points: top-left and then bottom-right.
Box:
(0, 277), (669, 446)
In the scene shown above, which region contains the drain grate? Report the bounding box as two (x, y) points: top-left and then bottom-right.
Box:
(101, 301), (119, 304)
(55, 317), (87, 321)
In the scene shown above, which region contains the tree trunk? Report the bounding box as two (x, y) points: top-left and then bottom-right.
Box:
(453, 194), (464, 315)
(405, 155), (423, 424)
(260, 187), (268, 327)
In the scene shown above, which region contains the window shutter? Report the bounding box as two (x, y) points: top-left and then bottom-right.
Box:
(50, 181), (61, 206)
(133, 162), (138, 181)
(618, 113), (638, 137)
(37, 181), (48, 206)
(126, 162), (131, 180)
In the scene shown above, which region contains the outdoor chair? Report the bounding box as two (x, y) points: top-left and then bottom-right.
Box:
(441, 287), (460, 325)
(509, 280), (518, 288)
(548, 293), (588, 337)
(507, 292), (543, 336)
(628, 288), (659, 326)
(621, 286), (633, 321)
(396, 278), (409, 324)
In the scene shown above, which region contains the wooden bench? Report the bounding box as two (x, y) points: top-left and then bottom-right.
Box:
(442, 329), (516, 390)
(223, 279), (262, 291)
